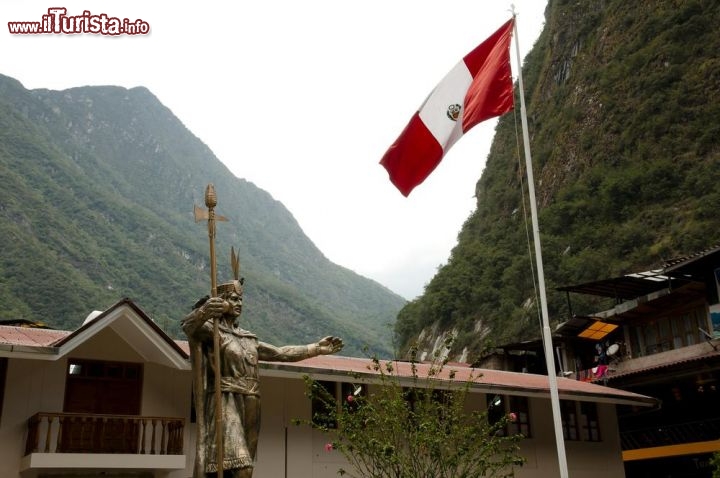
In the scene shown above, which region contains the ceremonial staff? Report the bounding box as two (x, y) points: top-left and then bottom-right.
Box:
(194, 183), (227, 477)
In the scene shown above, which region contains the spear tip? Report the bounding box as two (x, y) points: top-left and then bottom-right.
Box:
(205, 183), (217, 208)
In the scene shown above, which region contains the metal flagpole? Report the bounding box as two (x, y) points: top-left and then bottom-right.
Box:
(511, 10), (570, 478)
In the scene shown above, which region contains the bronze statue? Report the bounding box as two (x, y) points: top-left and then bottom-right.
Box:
(185, 184), (343, 477)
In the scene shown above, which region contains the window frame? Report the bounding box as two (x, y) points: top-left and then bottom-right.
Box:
(628, 303), (707, 357)
(560, 399), (579, 441)
(487, 394), (532, 438)
(311, 380), (366, 429)
(63, 358), (143, 415)
(561, 400), (601, 442)
(579, 401), (601, 442)
(507, 395), (532, 438)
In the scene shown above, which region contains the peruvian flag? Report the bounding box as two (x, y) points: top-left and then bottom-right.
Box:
(380, 18), (515, 197)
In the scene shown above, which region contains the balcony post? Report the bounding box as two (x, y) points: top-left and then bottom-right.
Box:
(44, 416), (53, 452)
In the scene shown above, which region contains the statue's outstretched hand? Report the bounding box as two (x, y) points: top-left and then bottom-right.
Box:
(317, 336), (343, 355)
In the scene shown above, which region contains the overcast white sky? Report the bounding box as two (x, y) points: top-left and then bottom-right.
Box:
(1, 1), (547, 300)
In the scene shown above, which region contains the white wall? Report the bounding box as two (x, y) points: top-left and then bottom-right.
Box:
(517, 398), (625, 478)
(0, 327), (196, 478)
(253, 379), (627, 478)
(252, 376), (347, 478)
(0, 357), (67, 478)
(1, 342), (627, 478)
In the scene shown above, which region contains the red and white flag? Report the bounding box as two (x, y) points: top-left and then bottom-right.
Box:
(380, 18), (515, 197)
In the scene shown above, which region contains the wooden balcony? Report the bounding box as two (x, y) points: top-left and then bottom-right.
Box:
(621, 417), (720, 450)
(25, 412), (184, 456)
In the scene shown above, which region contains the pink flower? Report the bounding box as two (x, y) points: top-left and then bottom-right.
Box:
(325, 443), (334, 452)
(347, 394), (354, 403)
(508, 412), (517, 422)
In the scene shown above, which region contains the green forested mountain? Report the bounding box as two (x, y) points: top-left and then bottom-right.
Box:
(0, 74), (405, 356)
(395, 0), (720, 360)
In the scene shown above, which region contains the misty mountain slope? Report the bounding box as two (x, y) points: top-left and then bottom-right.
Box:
(394, 0), (720, 361)
(0, 74), (405, 356)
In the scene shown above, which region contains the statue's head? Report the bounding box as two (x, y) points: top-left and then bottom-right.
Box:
(218, 278), (244, 321)
(216, 246), (245, 322)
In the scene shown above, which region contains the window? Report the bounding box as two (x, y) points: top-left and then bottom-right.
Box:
(671, 319), (683, 349)
(561, 400), (600, 441)
(684, 314), (697, 346)
(64, 359), (143, 415)
(658, 320), (672, 352)
(629, 327), (644, 359)
(579, 402), (601, 441)
(508, 396), (531, 438)
(487, 394), (507, 436)
(629, 304), (707, 357)
(311, 381), (366, 428)
(487, 394), (532, 437)
(643, 322), (660, 355)
(342, 382), (365, 412)
(311, 380), (338, 428)
(560, 400), (579, 441)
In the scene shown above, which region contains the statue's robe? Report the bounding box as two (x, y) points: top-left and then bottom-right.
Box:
(182, 310), (315, 476)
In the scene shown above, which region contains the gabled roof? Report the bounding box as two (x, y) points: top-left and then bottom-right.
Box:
(0, 298), (189, 370)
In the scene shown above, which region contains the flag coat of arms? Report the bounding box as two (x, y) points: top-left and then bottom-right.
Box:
(380, 18), (515, 196)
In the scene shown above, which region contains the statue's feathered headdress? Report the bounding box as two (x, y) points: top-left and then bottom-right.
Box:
(217, 246), (244, 297)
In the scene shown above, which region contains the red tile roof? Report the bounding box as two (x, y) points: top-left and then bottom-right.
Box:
(261, 354), (657, 406)
(0, 326), (69, 346)
(602, 349), (720, 382)
(0, 327), (656, 406)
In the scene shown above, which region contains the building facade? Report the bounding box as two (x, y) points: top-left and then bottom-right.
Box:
(556, 245), (720, 477)
(0, 298), (656, 478)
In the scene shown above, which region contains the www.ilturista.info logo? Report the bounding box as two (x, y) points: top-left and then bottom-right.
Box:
(8, 8), (150, 35)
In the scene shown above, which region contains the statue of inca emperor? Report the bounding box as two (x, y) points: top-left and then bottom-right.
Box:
(182, 279), (342, 477)
(184, 185), (343, 477)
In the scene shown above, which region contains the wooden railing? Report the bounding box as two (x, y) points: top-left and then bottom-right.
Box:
(25, 412), (184, 456)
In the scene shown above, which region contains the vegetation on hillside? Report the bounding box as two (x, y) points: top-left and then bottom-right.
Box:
(0, 75), (404, 356)
(395, 0), (720, 359)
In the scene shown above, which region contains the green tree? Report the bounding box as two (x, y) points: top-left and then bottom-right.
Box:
(298, 344), (525, 477)
(711, 452), (720, 478)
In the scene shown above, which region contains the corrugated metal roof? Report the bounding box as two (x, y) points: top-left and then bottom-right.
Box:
(663, 243), (720, 278)
(555, 270), (685, 300)
(558, 245), (720, 301)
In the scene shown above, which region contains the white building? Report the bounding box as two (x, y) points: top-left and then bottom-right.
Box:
(0, 298), (656, 478)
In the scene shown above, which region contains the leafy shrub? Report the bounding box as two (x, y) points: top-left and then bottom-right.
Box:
(297, 343), (525, 478)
